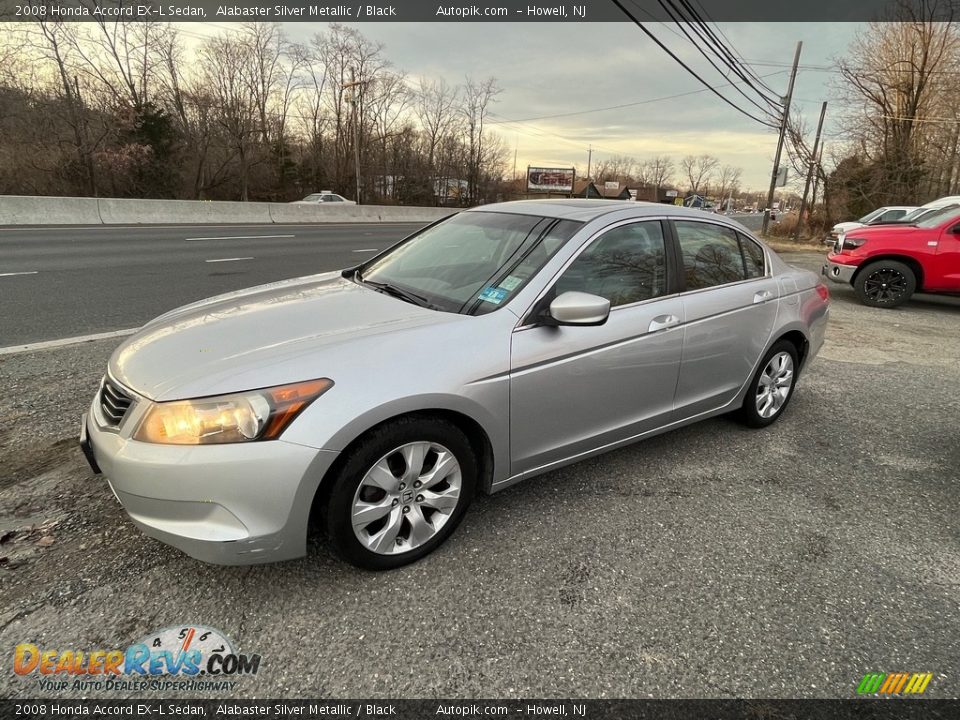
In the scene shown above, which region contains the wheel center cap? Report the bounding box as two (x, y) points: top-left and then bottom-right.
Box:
(401, 489), (414, 504)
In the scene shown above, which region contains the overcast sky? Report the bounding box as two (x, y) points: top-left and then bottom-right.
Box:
(212, 21), (864, 191)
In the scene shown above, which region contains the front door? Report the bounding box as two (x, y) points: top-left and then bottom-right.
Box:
(510, 219), (684, 477)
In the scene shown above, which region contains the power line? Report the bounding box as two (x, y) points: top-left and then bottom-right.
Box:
(688, 0), (781, 97)
(487, 70), (787, 125)
(608, 0), (780, 129)
(651, 0), (781, 117)
(623, 0), (782, 108)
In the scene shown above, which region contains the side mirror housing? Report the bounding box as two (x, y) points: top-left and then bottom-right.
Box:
(545, 291), (611, 326)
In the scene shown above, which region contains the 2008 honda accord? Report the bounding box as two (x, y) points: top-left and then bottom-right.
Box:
(80, 200), (829, 569)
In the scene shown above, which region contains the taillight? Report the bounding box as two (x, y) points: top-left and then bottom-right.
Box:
(816, 282), (830, 301)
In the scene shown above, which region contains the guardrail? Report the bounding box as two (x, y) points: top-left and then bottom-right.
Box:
(0, 195), (454, 226)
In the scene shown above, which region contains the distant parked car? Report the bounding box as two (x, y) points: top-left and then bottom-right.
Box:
(823, 206), (960, 307)
(293, 191), (356, 205)
(80, 200), (828, 569)
(825, 206), (917, 245)
(877, 196), (960, 226)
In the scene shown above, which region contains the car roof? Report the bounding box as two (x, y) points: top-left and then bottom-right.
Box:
(466, 199), (728, 223)
(921, 196), (960, 208)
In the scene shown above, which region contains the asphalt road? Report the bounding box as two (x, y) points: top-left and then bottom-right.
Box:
(0, 251), (958, 700)
(0, 223), (424, 345)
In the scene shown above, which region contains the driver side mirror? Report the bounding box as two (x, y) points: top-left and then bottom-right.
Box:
(542, 291), (611, 326)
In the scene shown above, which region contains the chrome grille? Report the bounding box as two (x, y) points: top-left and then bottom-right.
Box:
(99, 377), (133, 427)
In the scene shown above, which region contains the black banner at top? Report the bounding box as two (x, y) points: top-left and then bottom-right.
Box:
(0, 0), (958, 22)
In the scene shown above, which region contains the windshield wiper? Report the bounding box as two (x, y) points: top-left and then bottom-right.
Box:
(360, 278), (433, 308)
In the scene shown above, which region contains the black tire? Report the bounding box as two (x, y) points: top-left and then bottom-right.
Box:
(853, 260), (916, 308)
(737, 340), (799, 428)
(324, 417), (476, 570)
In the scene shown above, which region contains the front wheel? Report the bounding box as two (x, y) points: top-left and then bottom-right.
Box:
(325, 417), (476, 570)
(854, 260), (916, 308)
(737, 341), (799, 428)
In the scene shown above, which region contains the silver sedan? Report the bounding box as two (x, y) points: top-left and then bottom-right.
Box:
(80, 200), (830, 569)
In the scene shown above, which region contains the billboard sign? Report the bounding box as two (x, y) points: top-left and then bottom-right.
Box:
(527, 167), (575, 193)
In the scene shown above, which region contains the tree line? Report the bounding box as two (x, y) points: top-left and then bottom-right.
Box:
(0, 22), (510, 205)
(787, 0), (960, 224)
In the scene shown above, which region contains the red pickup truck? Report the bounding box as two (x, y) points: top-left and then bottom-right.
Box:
(822, 208), (960, 307)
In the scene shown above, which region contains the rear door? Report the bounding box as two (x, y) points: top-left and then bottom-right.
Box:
(670, 220), (779, 417)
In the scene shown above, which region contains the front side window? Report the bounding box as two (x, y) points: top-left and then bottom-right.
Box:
(674, 221), (746, 290)
(879, 209), (907, 221)
(358, 212), (580, 313)
(554, 221), (667, 307)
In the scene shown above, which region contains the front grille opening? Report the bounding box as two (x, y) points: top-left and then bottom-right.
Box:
(99, 378), (133, 427)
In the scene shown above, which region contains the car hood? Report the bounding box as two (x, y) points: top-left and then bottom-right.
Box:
(842, 224), (927, 239)
(832, 221), (864, 233)
(109, 272), (463, 401)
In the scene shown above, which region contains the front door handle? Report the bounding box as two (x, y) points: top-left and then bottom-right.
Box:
(754, 290), (775, 303)
(648, 314), (680, 332)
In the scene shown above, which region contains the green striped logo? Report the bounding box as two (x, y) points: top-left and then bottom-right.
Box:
(857, 672), (932, 695)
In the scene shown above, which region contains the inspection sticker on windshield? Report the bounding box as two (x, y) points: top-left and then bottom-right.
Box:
(478, 287), (508, 305)
(499, 275), (523, 291)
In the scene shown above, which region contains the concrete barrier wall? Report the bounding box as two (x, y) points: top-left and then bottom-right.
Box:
(0, 195), (453, 226)
(97, 198), (274, 225)
(0, 196), (103, 225)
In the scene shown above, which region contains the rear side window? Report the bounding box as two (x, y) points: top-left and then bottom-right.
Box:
(739, 233), (766, 278)
(674, 221), (746, 290)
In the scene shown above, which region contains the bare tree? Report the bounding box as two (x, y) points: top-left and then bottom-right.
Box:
(681, 154), (719, 196)
(461, 75), (500, 204)
(415, 77), (459, 200)
(641, 155), (674, 190)
(715, 165), (743, 208)
(836, 0), (959, 204)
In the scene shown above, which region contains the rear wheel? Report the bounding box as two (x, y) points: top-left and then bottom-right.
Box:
(854, 260), (916, 308)
(737, 340), (798, 428)
(325, 417), (476, 570)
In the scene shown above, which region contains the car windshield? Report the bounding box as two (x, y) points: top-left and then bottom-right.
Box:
(357, 212), (581, 314)
(303, 194), (322, 201)
(858, 208), (886, 223)
(914, 205), (960, 228)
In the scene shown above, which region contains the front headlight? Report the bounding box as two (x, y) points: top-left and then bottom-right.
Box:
(132, 378), (333, 445)
(842, 236), (867, 249)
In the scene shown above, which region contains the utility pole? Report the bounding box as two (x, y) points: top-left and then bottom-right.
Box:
(811, 141), (824, 209)
(762, 41), (802, 236)
(343, 68), (363, 205)
(793, 101), (827, 241)
(586, 145), (593, 180)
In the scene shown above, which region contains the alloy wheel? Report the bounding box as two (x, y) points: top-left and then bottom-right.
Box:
(863, 267), (908, 304)
(755, 352), (794, 419)
(350, 442), (462, 555)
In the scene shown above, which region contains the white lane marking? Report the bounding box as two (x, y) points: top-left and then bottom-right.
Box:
(0, 328), (138, 356)
(205, 257), (255, 263)
(0, 271), (38, 277)
(186, 234), (293, 241)
(352, 248), (379, 253)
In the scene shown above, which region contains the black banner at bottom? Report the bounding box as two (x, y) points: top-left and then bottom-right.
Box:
(3, 700), (960, 720)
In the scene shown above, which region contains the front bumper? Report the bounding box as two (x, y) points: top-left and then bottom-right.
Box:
(821, 259), (857, 285)
(82, 395), (338, 565)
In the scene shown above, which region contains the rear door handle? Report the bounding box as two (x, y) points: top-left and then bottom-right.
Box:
(648, 314), (680, 332)
(754, 290), (775, 303)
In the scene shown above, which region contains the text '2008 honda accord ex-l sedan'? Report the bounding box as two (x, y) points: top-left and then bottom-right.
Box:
(80, 200), (829, 570)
